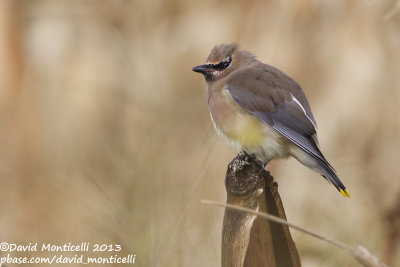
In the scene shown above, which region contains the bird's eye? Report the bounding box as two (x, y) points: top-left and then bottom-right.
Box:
(221, 56), (232, 68)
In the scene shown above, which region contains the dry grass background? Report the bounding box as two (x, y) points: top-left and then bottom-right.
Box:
(0, 0), (399, 266)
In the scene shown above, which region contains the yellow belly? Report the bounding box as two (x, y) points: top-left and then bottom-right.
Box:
(223, 116), (265, 148)
(208, 86), (269, 149)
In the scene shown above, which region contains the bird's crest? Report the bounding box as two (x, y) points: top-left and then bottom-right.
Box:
(207, 43), (239, 64)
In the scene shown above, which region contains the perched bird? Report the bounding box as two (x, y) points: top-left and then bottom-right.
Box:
(193, 43), (349, 197)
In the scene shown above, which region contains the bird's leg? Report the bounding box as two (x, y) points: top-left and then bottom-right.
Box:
(261, 160), (270, 170)
(248, 152), (268, 170)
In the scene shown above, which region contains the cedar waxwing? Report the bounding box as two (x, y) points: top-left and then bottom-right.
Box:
(193, 43), (349, 197)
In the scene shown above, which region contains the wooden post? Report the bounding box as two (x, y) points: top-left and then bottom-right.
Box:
(222, 151), (301, 267)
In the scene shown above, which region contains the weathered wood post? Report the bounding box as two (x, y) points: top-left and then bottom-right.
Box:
(222, 151), (301, 267)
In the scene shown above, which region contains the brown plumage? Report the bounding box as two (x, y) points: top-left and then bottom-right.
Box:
(193, 43), (349, 197)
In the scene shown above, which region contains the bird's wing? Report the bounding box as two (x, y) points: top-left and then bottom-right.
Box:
(225, 64), (348, 197)
(226, 66), (329, 167)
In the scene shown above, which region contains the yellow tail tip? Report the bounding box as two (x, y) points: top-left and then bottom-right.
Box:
(340, 189), (350, 198)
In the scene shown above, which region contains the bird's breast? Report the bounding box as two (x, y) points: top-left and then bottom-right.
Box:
(208, 88), (265, 149)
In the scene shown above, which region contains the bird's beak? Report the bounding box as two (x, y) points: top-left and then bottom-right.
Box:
(192, 64), (214, 74)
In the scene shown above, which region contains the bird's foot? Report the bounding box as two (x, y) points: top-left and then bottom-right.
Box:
(261, 161), (267, 170)
(249, 153), (268, 170)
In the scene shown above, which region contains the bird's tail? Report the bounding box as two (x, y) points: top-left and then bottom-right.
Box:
(319, 162), (350, 198)
(290, 147), (349, 197)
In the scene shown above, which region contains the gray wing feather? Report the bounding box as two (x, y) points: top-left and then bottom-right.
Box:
(255, 109), (332, 168)
(226, 67), (331, 168)
(226, 66), (346, 191)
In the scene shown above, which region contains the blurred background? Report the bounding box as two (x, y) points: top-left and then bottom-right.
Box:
(0, 0), (399, 266)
